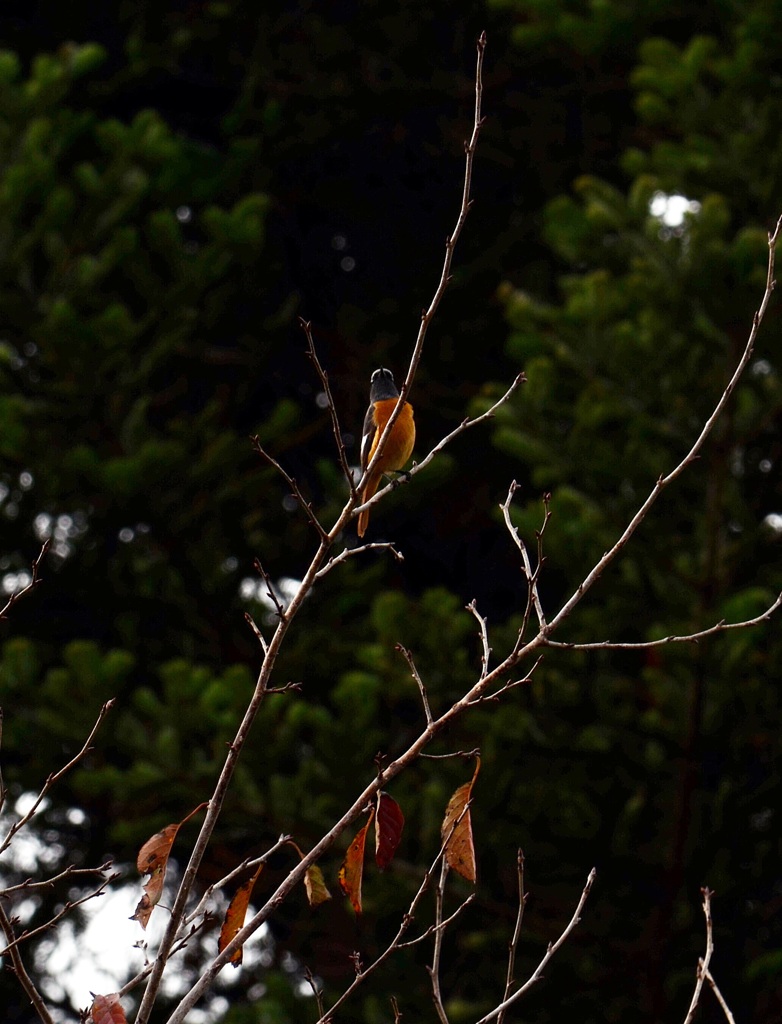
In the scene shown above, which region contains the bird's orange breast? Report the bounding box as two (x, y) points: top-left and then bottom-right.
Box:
(369, 398), (415, 471)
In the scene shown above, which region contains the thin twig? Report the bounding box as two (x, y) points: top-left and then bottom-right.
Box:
(466, 600), (492, 678)
(683, 887), (715, 1024)
(244, 612), (268, 656)
(0, 700), (115, 856)
(252, 557), (287, 622)
(0, 871), (118, 955)
(182, 834), (292, 930)
(543, 214), (782, 641)
(251, 436), (328, 540)
(428, 859), (451, 1024)
(314, 541), (403, 580)
(497, 849), (527, 1024)
(703, 965), (737, 1024)
(474, 868), (596, 1024)
(0, 902), (55, 1024)
(353, 32), (490, 525)
(304, 968), (327, 1019)
(0, 861), (114, 897)
(501, 482), (548, 634)
(397, 644), (433, 725)
(300, 318), (356, 493)
(0, 540), (50, 620)
(544, 591), (782, 650)
(420, 748), (481, 761)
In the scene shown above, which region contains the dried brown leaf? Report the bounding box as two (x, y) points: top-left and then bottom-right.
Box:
(218, 863), (265, 967)
(441, 756), (480, 883)
(133, 804), (206, 930)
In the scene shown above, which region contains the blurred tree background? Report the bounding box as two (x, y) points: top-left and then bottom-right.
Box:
(1, 2), (781, 1022)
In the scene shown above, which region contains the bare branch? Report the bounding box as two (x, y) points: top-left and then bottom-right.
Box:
(0, 700), (115, 856)
(466, 600), (491, 678)
(501, 483), (547, 632)
(0, 902), (55, 1024)
(182, 834), (293, 930)
(497, 849), (527, 1024)
(703, 966), (737, 1024)
(314, 541), (403, 580)
(544, 591), (782, 651)
(543, 214), (782, 639)
(397, 644), (433, 725)
(251, 436), (328, 540)
(244, 612), (268, 656)
(0, 540), (50, 621)
(428, 859), (451, 1024)
(300, 318), (356, 493)
(304, 968), (326, 1020)
(353, 33), (491, 525)
(0, 871), (118, 955)
(1, 861), (114, 897)
(683, 887), (715, 1024)
(420, 748), (481, 761)
(252, 557), (287, 623)
(474, 868), (596, 1024)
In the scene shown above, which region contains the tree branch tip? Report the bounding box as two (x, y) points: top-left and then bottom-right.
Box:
(478, 30), (487, 47)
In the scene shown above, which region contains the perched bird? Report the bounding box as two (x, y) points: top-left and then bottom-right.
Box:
(357, 367), (416, 537)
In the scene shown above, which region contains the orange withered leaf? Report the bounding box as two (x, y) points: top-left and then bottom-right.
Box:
(136, 822), (180, 877)
(375, 791), (405, 870)
(304, 863), (332, 907)
(133, 803), (207, 930)
(90, 993), (127, 1024)
(218, 863), (265, 967)
(338, 808), (375, 914)
(441, 756), (481, 883)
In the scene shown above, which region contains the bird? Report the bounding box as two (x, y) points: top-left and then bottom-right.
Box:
(357, 367), (416, 538)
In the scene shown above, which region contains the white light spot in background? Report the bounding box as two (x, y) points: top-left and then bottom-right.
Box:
(176, 205), (192, 223)
(649, 191), (701, 227)
(763, 512), (782, 534)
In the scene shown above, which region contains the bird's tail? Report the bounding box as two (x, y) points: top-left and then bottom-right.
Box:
(357, 471), (381, 537)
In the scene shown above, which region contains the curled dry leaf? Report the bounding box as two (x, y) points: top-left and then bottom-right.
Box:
(218, 863), (265, 967)
(338, 807), (375, 915)
(441, 756), (480, 883)
(304, 863), (332, 907)
(375, 791), (405, 870)
(131, 803), (207, 929)
(131, 823), (179, 929)
(90, 992), (127, 1024)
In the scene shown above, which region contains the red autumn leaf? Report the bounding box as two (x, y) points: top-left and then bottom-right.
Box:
(304, 863), (332, 907)
(338, 807), (375, 914)
(90, 993), (127, 1024)
(441, 756), (480, 883)
(132, 803), (207, 930)
(375, 791), (405, 870)
(218, 863), (265, 967)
